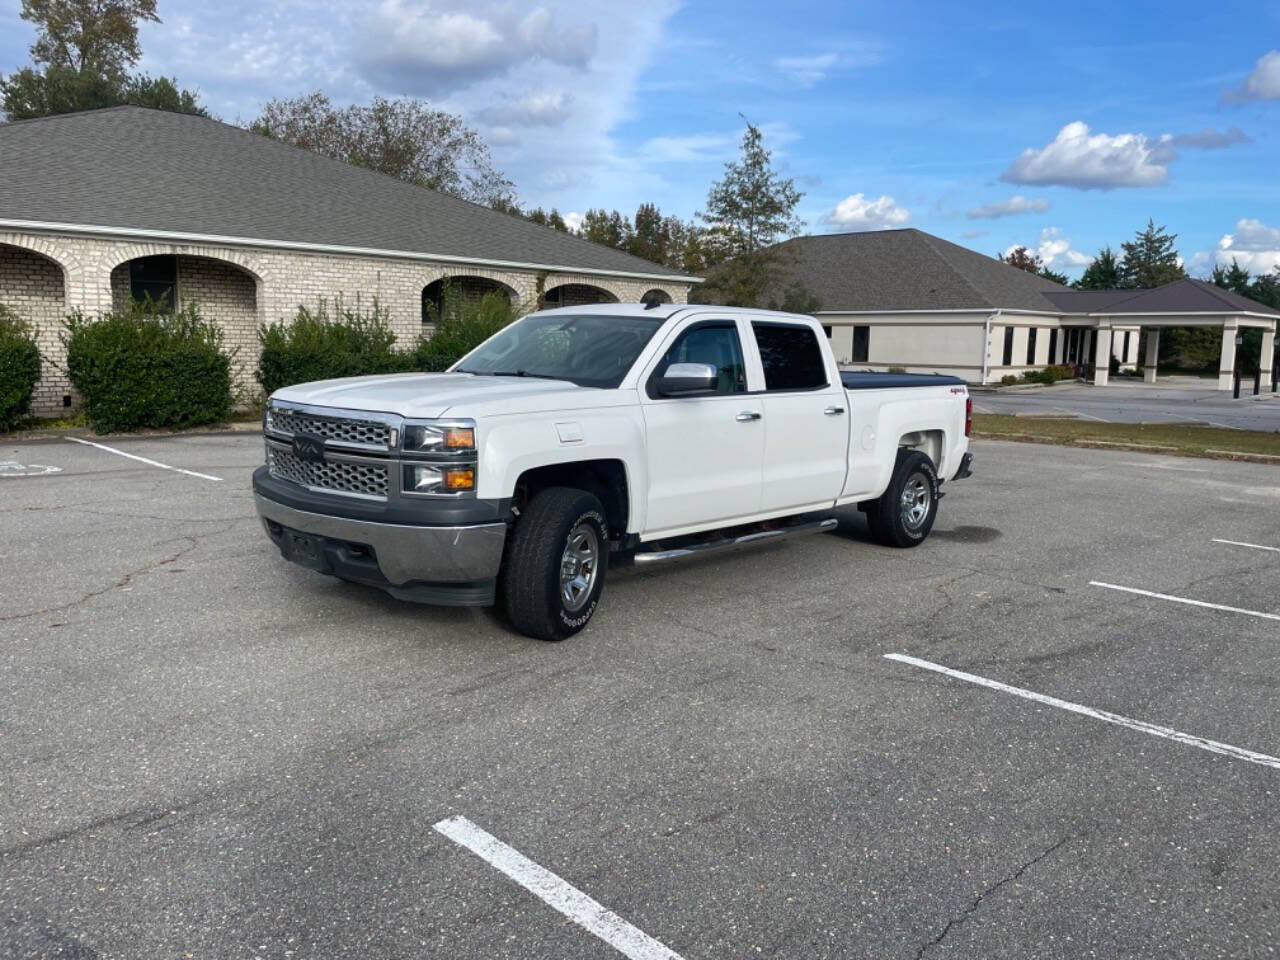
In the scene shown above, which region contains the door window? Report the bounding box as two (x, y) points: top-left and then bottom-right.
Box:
(752, 322), (828, 391)
(650, 322), (746, 396)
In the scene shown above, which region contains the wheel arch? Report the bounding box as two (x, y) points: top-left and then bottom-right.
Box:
(513, 459), (631, 540)
(897, 428), (945, 472)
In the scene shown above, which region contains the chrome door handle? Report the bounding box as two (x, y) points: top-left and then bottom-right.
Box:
(824, 406), (846, 416)
(736, 411), (762, 422)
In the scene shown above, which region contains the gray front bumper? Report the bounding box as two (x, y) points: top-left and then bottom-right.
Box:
(254, 493), (507, 585)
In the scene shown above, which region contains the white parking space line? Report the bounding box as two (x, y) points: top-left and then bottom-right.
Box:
(1089, 580), (1280, 622)
(433, 816), (684, 960)
(66, 437), (223, 482)
(1213, 538), (1280, 554)
(971, 403), (994, 414)
(884, 653), (1280, 770)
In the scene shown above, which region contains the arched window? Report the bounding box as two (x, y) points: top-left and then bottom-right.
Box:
(542, 283), (619, 309)
(423, 276), (515, 324)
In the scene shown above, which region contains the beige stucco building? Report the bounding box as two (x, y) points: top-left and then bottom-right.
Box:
(772, 230), (1278, 391)
(0, 107), (694, 417)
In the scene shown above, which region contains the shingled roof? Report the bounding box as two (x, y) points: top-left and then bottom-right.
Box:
(769, 229), (1068, 313)
(0, 106), (688, 280)
(1045, 279), (1280, 317)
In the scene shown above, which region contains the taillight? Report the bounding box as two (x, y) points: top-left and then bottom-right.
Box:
(965, 397), (973, 437)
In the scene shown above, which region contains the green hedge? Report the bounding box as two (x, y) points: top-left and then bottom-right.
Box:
(258, 291), (518, 392)
(408, 289), (515, 372)
(64, 302), (234, 433)
(257, 299), (403, 395)
(0, 304), (41, 431)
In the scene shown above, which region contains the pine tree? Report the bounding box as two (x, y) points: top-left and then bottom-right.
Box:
(694, 119), (805, 306)
(1119, 219), (1186, 289)
(1075, 246), (1122, 289)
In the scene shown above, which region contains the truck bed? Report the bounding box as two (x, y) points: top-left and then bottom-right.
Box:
(840, 371), (966, 390)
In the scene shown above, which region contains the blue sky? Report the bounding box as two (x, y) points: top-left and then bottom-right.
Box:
(3, 0), (1279, 277)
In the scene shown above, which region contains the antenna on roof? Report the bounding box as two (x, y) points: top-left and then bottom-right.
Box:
(642, 294), (664, 309)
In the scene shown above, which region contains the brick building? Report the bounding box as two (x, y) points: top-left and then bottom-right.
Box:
(0, 107), (695, 416)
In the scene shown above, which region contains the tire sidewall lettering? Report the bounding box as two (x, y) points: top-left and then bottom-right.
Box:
(557, 508), (607, 628)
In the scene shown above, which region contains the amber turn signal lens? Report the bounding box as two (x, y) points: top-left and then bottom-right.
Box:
(444, 427), (475, 449)
(443, 468), (475, 491)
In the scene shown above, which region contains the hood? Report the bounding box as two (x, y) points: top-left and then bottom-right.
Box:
(271, 372), (594, 420)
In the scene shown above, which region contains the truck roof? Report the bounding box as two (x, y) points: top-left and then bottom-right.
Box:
(530, 302), (818, 324)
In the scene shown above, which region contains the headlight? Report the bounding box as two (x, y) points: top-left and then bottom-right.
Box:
(405, 464), (475, 494)
(403, 423), (475, 452)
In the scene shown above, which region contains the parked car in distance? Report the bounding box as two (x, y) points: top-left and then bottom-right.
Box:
(253, 304), (974, 640)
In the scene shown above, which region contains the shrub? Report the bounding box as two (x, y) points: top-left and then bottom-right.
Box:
(257, 298), (402, 395)
(1000, 374), (1019, 386)
(887, 365), (908, 374)
(1020, 364), (1078, 385)
(64, 301), (234, 433)
(0, 304), (41, 431)
(406, 288), (519, 372)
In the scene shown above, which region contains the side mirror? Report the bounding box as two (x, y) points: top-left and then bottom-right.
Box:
(657, 362), (718, 396)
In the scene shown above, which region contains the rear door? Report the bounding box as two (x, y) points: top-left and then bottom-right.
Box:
(750, 320), (850, 513)
(639, 317), (764, 535)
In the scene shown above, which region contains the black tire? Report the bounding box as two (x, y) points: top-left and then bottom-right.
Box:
(500, 487), (609, 641)
(865, 450), (939, 548)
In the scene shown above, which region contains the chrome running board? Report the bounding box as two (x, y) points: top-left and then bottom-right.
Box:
(633, 517), (838, 565)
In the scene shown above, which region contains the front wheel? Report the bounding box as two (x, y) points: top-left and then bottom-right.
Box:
(865, 450), (939, 548)
(500, 487), (609, 641)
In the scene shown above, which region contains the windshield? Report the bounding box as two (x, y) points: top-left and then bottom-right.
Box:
(454, 312), (666, 388)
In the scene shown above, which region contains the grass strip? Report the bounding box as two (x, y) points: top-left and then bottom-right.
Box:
(972, 414), (1280, 461)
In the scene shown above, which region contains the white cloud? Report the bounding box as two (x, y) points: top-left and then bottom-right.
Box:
(966, 195), (1050, 220)
(1001, 121), (1173, 190)
(825, 193), (910, 230)
(773, 52), (839, 86)
(562, 211), (585, 232)
(1007, 228), (1092, 269)
(637, 132), (736, 163)
(1197, 218), (1280, 275)
(357, 1), (598, 94)
(1223, 50), (1280, 103)
(481, 91), (572, 127)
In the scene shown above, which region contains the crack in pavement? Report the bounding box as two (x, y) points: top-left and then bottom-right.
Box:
(0, 522), (237, 622)
(916, 835), (1074, 958)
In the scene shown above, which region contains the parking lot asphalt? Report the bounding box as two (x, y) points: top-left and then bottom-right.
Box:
(3, 433), (1279, 959)
(973, 380), (1280, 430)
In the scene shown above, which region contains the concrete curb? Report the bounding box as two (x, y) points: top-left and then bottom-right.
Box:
(1, 420), (262, 445)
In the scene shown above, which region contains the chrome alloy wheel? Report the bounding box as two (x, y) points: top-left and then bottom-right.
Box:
(900, 472), (931, 529)
(559, 523), (600, 612)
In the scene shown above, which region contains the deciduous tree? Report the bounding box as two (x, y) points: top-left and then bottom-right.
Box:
(1, 0), (205, 120)
(253, 93), (515, 207)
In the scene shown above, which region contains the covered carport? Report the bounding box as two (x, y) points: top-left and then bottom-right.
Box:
(1046, 280), (1279, 391)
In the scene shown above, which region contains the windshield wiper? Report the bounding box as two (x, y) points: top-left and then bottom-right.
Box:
(480, 370), (564, 380)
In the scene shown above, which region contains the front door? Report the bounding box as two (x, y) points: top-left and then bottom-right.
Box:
(639, 319), (764, 535)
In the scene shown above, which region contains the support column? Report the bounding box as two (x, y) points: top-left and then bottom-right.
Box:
(1144, 328), (1159, 384)
(1261, 322), (1276, 390)
(1218, 322), (1239, 391)
(1092, 324), (1112, 386)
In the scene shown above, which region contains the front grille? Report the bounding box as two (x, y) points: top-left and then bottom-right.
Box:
(268, 408), (392, 449)
(267, 445), (389, 499)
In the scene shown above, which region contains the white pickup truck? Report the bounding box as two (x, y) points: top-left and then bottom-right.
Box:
(254, 304), (973, 640)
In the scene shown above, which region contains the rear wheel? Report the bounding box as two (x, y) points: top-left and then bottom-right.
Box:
(865, 450), (939, 548)
(501, 487), (609, 641)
